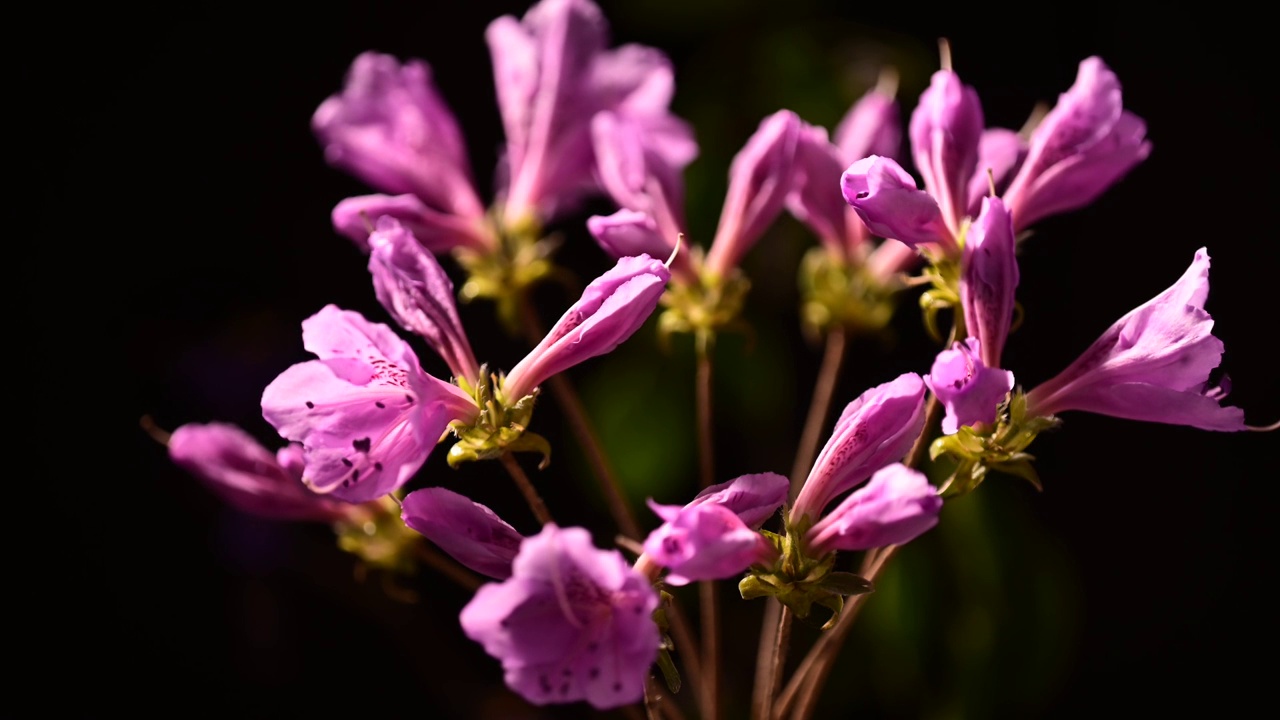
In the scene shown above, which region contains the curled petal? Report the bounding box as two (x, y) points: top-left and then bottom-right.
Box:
(1026, 248), (1246, 431)
(841, 155), (953, 250)
(965, 129), (1027, 217)
(402, 487), (524, 579)
(368, 217), (480, 381)
(806, 464), (942, 554)
(169, 423), (351, 522)
(961, 196), (1019, 367)
(504, 255), (671, 398)
(924, 339), (1015, 435)
(643, 501), (776, 586)
(792, 373), (927, 521)
(459, 524), (660, 709)
(586, 210), (673, 261)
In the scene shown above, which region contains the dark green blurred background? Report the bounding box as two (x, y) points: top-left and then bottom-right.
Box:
(54, 0), (1279, 715)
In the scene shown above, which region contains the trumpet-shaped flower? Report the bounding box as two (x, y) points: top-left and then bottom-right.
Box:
(460, 524), (660, 709)
(1025, 248), (1245, 430)
(791, 373), (927, 522)
(261, 306), (479, 502)
(925, 339), (1015, 434)
(960, 197), (1019, 367)
(805, 463), (942, 554)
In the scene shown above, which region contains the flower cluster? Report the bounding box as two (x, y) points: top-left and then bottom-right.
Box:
(155, 0), (1274, 715)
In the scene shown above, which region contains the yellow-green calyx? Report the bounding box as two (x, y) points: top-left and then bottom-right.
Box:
(799, 248), (902, 338)
(455, 214), (560, 330)
(447, 364), (550, 469)
(657, 265), (752, 344)
(738, 519), (873, 627)
(334, 496), (420, 574)
(929, 389), (1062, 498)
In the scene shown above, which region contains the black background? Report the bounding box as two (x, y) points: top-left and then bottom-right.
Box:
(41, 1), (1279, 716)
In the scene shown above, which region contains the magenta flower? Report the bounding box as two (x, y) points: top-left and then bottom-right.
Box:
(841, 155), (954, 252)
(168, 422), (353, 522)
(503, 254), (671, 399)
(586, 210), (670, 263)
(313, 52), (493, 250)
(402, 487), (524, 579)
(460, 524), (661, 709)
(1025, 248), (1246, 431)
(805, 464), (942, 554)
(641, 472), (787, 585)
(488, 0), (693, 226)
(591, 110), (691, 245)
(368, 217), (480, 382)
(834, 87), (902, 165)
(791, 373), (928, 522)
(261, 305), (480, 502)
(1002, 57), (1151, 231)
(960, 197), (1019, 367)
(909, 69), (984, 235)
(924, 339), (1015, 435)
(704, 110), (803, 278)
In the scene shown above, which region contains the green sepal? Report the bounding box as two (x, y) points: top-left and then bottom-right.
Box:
(815, 594), (845, 631)
(655, 647), (682, 694)
(817, 572), (874, 597)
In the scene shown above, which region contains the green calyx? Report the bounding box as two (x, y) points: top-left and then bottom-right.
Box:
(738, 522), (873, 628)
(455, 216), (562, 331)
(919, 255), (963, 343)
(929, 388), (1061, 497)
(798, 248), (901, 338)
(334, 496), (421, 574)
(446, 365), (551, 469)
(657, 265), (752, 345)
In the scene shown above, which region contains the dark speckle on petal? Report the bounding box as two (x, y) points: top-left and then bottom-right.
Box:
(353, 437), (372, 453)
(375, 401), (386, 409)
(305, 401), (314, 409)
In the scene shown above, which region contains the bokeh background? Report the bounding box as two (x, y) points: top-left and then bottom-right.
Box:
(59, 0), (1280, 715)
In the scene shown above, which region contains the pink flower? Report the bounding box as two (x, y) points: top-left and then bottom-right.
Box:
(460, 525), (660, 709)
(402, 487), (524, 579)
(261, 306), (479, 502)
(924, 339), (1015, 435)
(805, 464), (942, 554)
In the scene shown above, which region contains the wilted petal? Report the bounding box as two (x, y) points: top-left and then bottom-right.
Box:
(504, 255), (671, 398)
(459, 524), (660, 709)
(643, 501), (776, 586)
(909, 70), (984, 232)
(704, 110), (803, 277)
(368, 217), (480, 381)
(261, 306), (479, 502)
(792, 373), (927, 521)
(960, 197), (1019, 367)
(687, 472), (789, 529)
(1003, 57), (1151, 230)
(169, 423), (351, 522)
(591, 111), (688, 242)
(841, 155), (953, 250)
(924, 339), (1015, 434)
(1025, 248), (1246, 431)
(313, 52), (484, 219)
(806, 464), (941, 554)
(332, 194), (495, 254)
(965, 129), (1027, 217)
(402, 487), (523, 579)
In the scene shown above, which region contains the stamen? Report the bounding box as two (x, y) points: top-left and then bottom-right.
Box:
(875, 66), (900, 98)
(938, 38), (953, 72)
(987, 168), (997, 198)
(665, 234), (683, 269)
(1246, 419), (1280, 432)
(139, 415), (172, 446)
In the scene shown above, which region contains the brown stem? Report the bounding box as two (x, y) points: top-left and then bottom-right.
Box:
(752, 603), (793, 720)
(788, 326), (848, 500)
(412, 542), (483, 592)
(780, 546), (899, 720)
(500, 453), (554, 525)
(666, 594), (705, 692)
(518, 296), (642, 540)
(699, 580), (720, 720)
(695, 336), (716, 489)
(751, 600), (783, 719)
